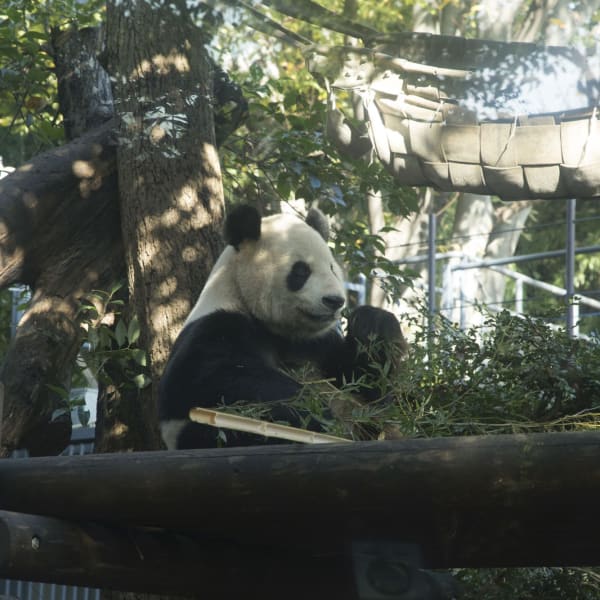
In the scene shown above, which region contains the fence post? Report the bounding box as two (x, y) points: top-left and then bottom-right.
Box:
(515, 277), (524, 315)
(427, 193), (436, 334)
(565, 198), (577, 337)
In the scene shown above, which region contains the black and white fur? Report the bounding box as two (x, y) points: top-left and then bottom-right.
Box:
(158, 204), (403, 449)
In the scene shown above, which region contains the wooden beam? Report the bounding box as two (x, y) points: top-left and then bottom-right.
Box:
(0, 510), (350, 597)
(0, 432), (599, 568)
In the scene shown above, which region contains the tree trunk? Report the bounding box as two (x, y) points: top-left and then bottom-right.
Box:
(104, 0), (225, 451)
(51, 26), (114, 139)
(0, 17), (242, 455)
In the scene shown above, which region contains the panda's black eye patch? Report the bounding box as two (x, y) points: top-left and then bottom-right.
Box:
(287, 261), (311, 291)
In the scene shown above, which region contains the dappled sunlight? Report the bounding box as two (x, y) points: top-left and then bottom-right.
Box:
(136, 49), (190, 78)
(77, 169), (104, 199)
(0, 0), (230, 457)
(72, 160), (95, 178)
(181, 246), (199, 263)
(21, 191), (38, 210)
(152, 296), (191, 346)
(176, 184), (197, 211)
(198, 143), (225, 203)
(18, 296), (61, 327)
(201, 140), (220, 164)
(149, 125), (167, 144)
(161, 208), (180, 227)
(108, 422), (129, 439)
(80, 181), (102, 197)
(158, 276), (178, 299)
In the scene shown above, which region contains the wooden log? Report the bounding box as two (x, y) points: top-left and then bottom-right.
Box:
(0, 432), (599, 568)
(0, 510), (349, 597)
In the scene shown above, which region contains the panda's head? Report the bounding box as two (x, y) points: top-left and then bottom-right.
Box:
(221, 204), (346, 339)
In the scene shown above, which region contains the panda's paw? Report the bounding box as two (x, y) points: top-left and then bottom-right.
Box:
(342, 306), (407, 403)
(347, 305), (408, 371)
(347, 305), (402, 344)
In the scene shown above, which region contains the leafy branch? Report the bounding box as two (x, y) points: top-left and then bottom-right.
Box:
(78, 282), (149, 391)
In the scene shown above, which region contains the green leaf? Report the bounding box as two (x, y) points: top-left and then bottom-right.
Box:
(87, 328), (99, 349)
(127, 316), (141, 345)
(23, 30), (47, 41)
(130, 348), (147, 366)
(46, 384), (69, 400)
(115, 319), (127, 347)
(98, 326), (112, 350)
(132, 373), (151, 389)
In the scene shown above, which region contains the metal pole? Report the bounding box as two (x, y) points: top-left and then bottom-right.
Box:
(399, 245), (600, 269)
(515, 278), (524, 315)
(427, 191), (436, 333)
(566, 198), (577, 337)
(9, 285), (30, 338)
(458, 267), (466, 330)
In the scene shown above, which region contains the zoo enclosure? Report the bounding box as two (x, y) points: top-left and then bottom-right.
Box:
(393, 199), (600, 337)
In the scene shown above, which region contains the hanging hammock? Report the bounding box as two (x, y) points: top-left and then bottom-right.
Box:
(308, 32), (600, 200)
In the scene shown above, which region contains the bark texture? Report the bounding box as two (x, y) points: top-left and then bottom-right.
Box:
(52, 26), (114, 139)
(105, 0), (225, 450)
(0, 120), (121, 456)
(0, 21), (239, 455)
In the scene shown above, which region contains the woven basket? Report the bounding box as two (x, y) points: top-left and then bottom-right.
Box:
(309, 33), (600, 200)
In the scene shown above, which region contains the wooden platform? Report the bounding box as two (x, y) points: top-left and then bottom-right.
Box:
(0, 431), (598, 595)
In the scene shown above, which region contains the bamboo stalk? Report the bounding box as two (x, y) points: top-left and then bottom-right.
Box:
(189, 407), (352, 444)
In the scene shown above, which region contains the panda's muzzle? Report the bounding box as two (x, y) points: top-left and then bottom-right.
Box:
(321, 294), (345, 311)
(298, 294), (345, 323)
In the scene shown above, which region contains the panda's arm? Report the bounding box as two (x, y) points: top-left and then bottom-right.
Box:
(316, 306), (407, 400)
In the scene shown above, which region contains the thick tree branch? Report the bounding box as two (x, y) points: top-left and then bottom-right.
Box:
(0, 121), (118, 288)
(0, 121), (123, 455)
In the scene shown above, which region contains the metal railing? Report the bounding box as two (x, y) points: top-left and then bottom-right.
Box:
(0, 578), (100, 600)
(395, 197), (600, 337)
(396, 244), (600, 337)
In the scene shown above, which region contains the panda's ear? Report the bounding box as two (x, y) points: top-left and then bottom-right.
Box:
(224, 204), (261, 250)
(305, 208), (329, 242)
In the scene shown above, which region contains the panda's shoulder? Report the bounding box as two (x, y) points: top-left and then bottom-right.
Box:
(176, 310), (258, 347)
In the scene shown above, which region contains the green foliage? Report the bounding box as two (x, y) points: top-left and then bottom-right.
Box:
(334, 219), (418, 304)
(219, 305), (600, 440)
(223, 308), (594, 454)
(358, 309), (600, 438)
(0, 0), (104, 165)
(457, 566), (600, 599)
(78, 283), (150, 391)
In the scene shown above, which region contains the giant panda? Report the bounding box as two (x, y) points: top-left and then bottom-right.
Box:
(158, 204), (405, 449)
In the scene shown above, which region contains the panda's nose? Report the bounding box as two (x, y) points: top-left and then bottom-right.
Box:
(322, 295), (345, 311)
